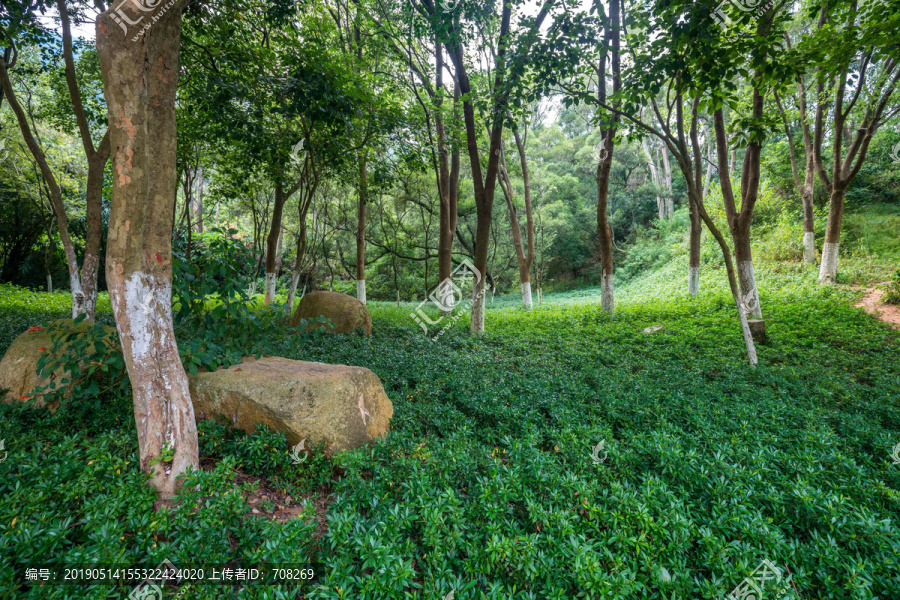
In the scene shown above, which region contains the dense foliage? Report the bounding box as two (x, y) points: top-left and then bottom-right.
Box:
(171, 228), (330, 374)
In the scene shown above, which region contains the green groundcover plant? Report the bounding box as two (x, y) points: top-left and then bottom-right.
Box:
(1, 261), (899, 599)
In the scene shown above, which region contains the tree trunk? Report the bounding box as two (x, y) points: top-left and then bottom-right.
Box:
(688, 200), (701, 296)
(286, 220), (308, 309)
(96, 0), (199, 502)
(0, 56), (85, 317)
(274, 226), (284, 275)
(641, 138), (665, 220)
(818, 186), (846, 283)
(595, 0), (619, 315)
(597, 141), (615, 315)
(59, 0), (111, 322)
(661, 142), (673, 218)
(192, 183), (203, 233)
(689, 187), (759, 367)
(499, 129), (535, 310)
(81, 134), (110, 321)
(714, 102), (763, 320)
(435, 45), (460, 313)
(801, 155), (816, 265)
(356, 152), (367, 305)
(513, 127), (535, 309)
(733, 223), (763, 318)
(264, 185), (287, 304)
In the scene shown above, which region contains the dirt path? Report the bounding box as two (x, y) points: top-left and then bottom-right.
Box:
(854, 284), (900, 329)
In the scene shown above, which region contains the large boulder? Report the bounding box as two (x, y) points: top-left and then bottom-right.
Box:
(188, 356), (392, 453)
(0, 319), (119, 409)
(290, 290), (372, 335)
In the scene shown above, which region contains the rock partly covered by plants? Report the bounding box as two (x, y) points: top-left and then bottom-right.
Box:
(290, 290), (371, 335)
(0, 319), (120, 409)
(188, 356), (392, 453)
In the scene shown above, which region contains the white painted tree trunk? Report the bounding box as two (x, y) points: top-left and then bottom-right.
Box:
(286, 272), (300, 310)
(263, 272), (277, 304)
(69, 268), (86, 319)
(803, 232), (816, 265)
(114, 271), (198, 499)
(521, 281), (533, 310)
(357, 279), (366, 305)
(470, 280), (485, 334)
(737, 261), (763, 319)
(47, 274), (53, 293)
(737, 296), (759, 367)
(819, 242), (839, 284)
(688, 266), (699, 297)
(601, 273), (614, 315)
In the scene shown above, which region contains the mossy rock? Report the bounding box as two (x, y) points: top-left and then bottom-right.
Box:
(0, 319), (119, 409)
(188, 356), (392, 453)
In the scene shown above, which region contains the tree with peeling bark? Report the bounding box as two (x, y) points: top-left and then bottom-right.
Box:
(413, 0), (560, 333)
(1, 0), (110, 320)
(95, 0), (198, 501)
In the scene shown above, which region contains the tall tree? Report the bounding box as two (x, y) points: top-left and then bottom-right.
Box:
(96, 0), (198, 501)
(1, 0), (110, 319)
(367, 3), (462, 312)
(805, 0), (899, 283)
(416, 0), (556, 333)
(497, 122), (535, 309)
(594, 0), (620, 314)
